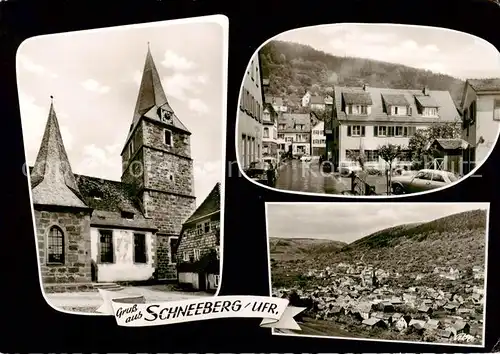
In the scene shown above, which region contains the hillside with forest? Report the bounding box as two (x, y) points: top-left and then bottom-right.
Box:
(269, 237), (346, 261)
(260, 40), (465, 106)
(271, 209), (487, 289)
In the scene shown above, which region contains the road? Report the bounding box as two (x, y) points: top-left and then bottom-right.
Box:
(46, 285), (212, 313)
(275, 159), (350, 194)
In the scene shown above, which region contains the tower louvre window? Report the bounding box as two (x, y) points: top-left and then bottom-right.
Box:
(164, 129), (172, 146)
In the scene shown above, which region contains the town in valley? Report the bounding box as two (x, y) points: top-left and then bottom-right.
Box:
(267, 203), (488, 345)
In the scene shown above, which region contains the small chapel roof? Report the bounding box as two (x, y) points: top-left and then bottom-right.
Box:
(30, 99), (88, 208)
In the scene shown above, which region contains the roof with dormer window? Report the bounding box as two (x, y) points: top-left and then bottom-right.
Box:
(333, 85), (459, 123)
(381, 93), (410, 108)
(415, 94), (439, 108)
(342, 92), (373, 106)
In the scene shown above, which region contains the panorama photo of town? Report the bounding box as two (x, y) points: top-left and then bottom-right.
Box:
(267, 203), (488, 345)
(18, 17), (226, 313)
(237, 24), (500, 196)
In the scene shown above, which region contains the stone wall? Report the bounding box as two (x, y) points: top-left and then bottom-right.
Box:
(156, 235), (177, 280)
(36, 208), (92, 284)
(177, 215), (220, 264)
(143, 148), (194, 196)
(121, 124), (145, 191)
(143, 119), (191, 158)
(144, 191), (195, 235)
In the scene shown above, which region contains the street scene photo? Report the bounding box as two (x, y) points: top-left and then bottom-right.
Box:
(237, 23), (500, 196)
(266, 202), (488, 345)
(18, 16), (227, 313)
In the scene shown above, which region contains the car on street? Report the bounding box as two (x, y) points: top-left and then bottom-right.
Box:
(390, 168), (459, 195)
(245, 161), (277, 187)
(339, 161), (363, 177)
(300, 155), (313, 162)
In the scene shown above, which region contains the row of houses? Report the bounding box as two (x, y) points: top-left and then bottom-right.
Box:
(237, 53), (334, 168)
(324, 80), (500, 174)
(32, 47), (220, 292)
(240, 50), (500, 173)
(265, 91), (334, 113)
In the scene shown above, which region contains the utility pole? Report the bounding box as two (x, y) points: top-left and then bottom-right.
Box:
(310, 113), (313, 156)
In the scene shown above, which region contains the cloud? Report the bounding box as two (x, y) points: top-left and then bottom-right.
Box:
(74, 143), (122, 180)
(81, 79), (110, 94)
(188, 98), (209, 114)
(132, 70), (142, 86)
(193, 159), (222, 207)
(59, 125), (74, 151)
(163, 73), (208, 101)
(161, 50), (196, 71)
(17, 54), (59, 78)
(18, 91), (74, 164)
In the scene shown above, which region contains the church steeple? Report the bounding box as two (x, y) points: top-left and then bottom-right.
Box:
(31, 97), (86, 208)
(122, 44), (190, 156)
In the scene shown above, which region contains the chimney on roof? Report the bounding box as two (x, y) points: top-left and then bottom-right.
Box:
(363, 84), (368, 91)
(423, 86), (429, 95)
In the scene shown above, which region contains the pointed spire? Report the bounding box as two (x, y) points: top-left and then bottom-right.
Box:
(122, 44), (190, 154)
(132, 43), (171, 122)
(31, 98), (87, 208)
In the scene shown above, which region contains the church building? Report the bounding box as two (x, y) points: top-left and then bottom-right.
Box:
(30, 46), (198, 289)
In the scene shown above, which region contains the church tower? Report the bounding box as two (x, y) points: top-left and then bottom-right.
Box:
(121, 45), (196, 280)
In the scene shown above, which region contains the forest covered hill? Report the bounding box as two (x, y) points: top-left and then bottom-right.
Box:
(260, 40), (465, 106)
(271, 209), (487, 289)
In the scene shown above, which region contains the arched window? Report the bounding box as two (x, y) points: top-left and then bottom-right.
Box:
(263, 127), (269, 138)
(47, 226), (64, 264)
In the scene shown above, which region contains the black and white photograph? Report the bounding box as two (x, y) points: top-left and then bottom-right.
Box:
(18, 15), (228, 314)
(237, 23), (500, 197)
(266, 202), (488, 346)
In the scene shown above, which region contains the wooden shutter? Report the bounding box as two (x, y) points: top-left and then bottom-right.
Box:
(403, 127), (408, 137)
(374, 126), (378, 137)
(347, 126), (352, 136)
(361, 126), (366, 136)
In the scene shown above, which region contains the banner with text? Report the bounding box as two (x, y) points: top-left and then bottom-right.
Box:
(98, 289), (305, 329)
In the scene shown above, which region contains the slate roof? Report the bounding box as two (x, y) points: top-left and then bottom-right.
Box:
(309, 95), (325, 104)
(30, 102), (88, 208)
(184, 182), (221, 225)
(273, 97), (284, 106)
(362, 318), (383, 326)
(381, 93), (410, 110)
(415, 94), (439, 108)
(430, 138), (470, 150)
(122, 46), (190, 155)
(333, 85), (460, 123)
(467, 78), (500, 92)
(342, 91), (373, 105)
(278, 113), (312, 133)
(75, 174), (156, 230)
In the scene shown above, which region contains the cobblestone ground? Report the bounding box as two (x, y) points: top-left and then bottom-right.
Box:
(275, 159), (350, 194)
(46, 285), (212, 313)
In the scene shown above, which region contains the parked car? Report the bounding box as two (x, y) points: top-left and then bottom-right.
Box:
(262, 156), (280, 179)
(391, 169), (459, 195)
(339, 161), (363, 177)
(245, 161), (277, 187)
(300, 154), (312, 162)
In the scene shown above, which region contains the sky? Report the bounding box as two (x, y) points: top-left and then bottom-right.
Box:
(266, 203), (489, 244)
(17, 15), (227, 206)
(275, 23), (500, 80)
